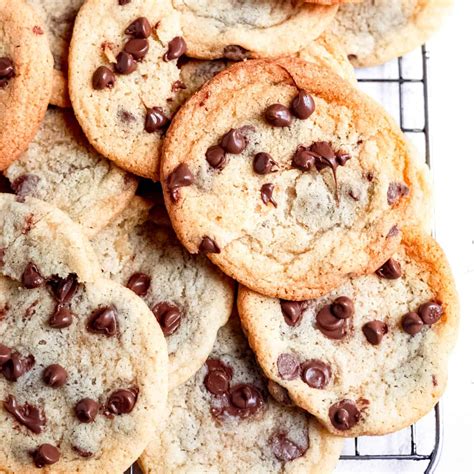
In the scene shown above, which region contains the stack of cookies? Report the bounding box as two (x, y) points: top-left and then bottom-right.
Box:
(0, 0), (458, 472)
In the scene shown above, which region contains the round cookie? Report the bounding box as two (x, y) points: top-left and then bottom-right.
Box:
(161, 57), (425, 300)
(5, 108), (138, 238)
(28, 0), (85, 107)
(0, 0), (53, 170)
(69, 0), (186, 180)
(238, 228), (459, 436)
(330, 0), (453, 67)
(0, 194), (168, 472)
(92, 196), (234, 389)
(172, 0), (337, 60)
(140, 316), (343, 473)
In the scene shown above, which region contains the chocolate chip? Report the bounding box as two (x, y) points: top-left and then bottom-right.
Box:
(362, 321), (388, 345)
(105, 388), (138, 415)
(163, 37), (187, 62)
(277, 353), (300, 380)
(376, 258), (402, 279)
(75, 398), (99, 423)
(167, 163), (195, 203)
(199, 236), (221, 254)
(1, 352), (35, 381)
(204, 360), (232, 395)
(11, 174), (40, 197)
(418, 302), (443, 325)
(144, 107), (169, 133)
(229, 384), (263, 414)
(387, 182), (409, 205)
(123, 38), (149, 60)
(265, 104), (292, 127)
(22, 263), (44, 289)
(87, 306), (118, 337)
(0, 344), (11, 365)
(316, 297), (354, 340)
(0, 57), (15, 80)
(291, 90), (315, 120)
(32, 444), (60, 468)
(387, 225), (400, 238)
(223, 45), (249, 61)
(336, 151), (351, 166)
(206, 146), (228, 170)
(253, 152), (277, 175)
(152, 302), (181, 336)
(331, 296), (354, 320)
(261, 183), (277, 207)
(270, 432), (307, 462)
(401, 312), (424, 335)
(92, 66), (116, 90)
(171, 80), (186, 92)
(115, 51), (137, 74)
(126, 272), (150, 296)
(220, 128), (246, 154)
(267, 381), (293, 406)
(301, 359), (331, 389)
(118, 0), (131, 4)
(43, 364), (68, 388)
(72, 446), (93, 458)
(48, 274), (78, 304)
(292, 148), (315, 172)
(3, 395), (45, 433)
(280, 300), (305, 326)
(49, 304), (73, 329)
(329, 399), (361, 431)
(125, 17), (152, 38)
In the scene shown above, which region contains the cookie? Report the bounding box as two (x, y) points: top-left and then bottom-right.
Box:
(161, 57), (426, 301)
(330, 0), (453, 67)
(172, 0), (337, 60)
(5, 108), (138, 238)
(238, 228), (459, 436)
(0, 0), (53, 170)
(140, 316), (343, 473)
(69, 0), (185, 180)
(92, 196), (234, 389)
(0, 194), (168, 472)
(28, 0), (85, 107)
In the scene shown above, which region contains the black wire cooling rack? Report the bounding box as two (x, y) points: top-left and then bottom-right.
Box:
(127, 46), (440, 474)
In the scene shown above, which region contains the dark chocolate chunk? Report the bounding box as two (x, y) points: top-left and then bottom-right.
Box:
(49, 305), (73, 329)
(300, 359), (331, 389)
(75, 398), (99, 423)
(220, 129), (246, 154)
(261, 183), (277, 207)
(48, 274), (78, 304)
(105, 388), (138, 415)
(164, 37), (187, 62)
(329, 399), (361, 431)
(123, 38), (149, 60)
(144, 107), (169, 133)
(362, 320), (388, 345)
(204, 359), (232, 395)
(280, 300), (305, 327)
(115, 51), (137, 74)
(265, 104), (292, 127)
(43, 364), (68, 388)
(152, 302), (181, 336)
(87, 306), (118, 337)
(206, 146), (228, 170)
(126, 272), (151, 296)
(22, 263), (45, 289)
(291, 90), (315, 119)
(253, 152), (277, 175)
(125, 17), (152, 38)
(401, 312), (423, 335)
(376, 258), (402, 279)
(92, 66), (116, 90)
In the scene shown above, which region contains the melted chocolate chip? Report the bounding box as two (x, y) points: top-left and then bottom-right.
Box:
(87, 306), (118, 337)
(43, 364), (68, 388)
(301, 359), (331, 389)
(125, 17), (151, 38)
(75, 398), (99, 423)
(145, 107), (169, 133)
(0, 344), (11, 365)
(199, 236), (221, 254)
(331, 296), (354, 320)
(11, 174), (40, 197)
(291, 90), (315, 120)
(1, 352), (35, 381)
(228, 384), (263, 417)
(22, 263), (45, 289)
(261, 183), (277, 207)
(265, 104), (292, 127)
(280, 300), (305, 327)
(105, 388), (138, 415)
(32, 444), (60, 468)
(204, 359), (232, 395)
(124, 38), (149, 60)
(277, 353), (300, 380)
(48, 274), (78, 304)
(92, 66), (116, 90)
(49, 304), (73, 329)
(164, 37), (187, 62)
(220, 129), (246, 154)
(387, 182), (409, 205)
(387, 225), (400, 238)
(270, 432), (307, 462)
(126, 272), (150, 296)
(3, 395), (45, 433)
(152, 302), (181, 336)
(118, 0), (131, 4)
(418, 302), (443, 325)
(376, 258), (402, 279)
(292, 148), (315, 172)
(0, 57), (15, 81)
(401, 312), (424, 335)
(115, 51), (137, 74)
(72, 446), (94, 458)
(206, 145), (228, 170)
(329, 399), (361, 431)
(316, 297), (354, 340)
(167, 164), (195, 203)
(253, 152), (277, 175)
(362, 321), (388, 345)
(223, 45), (249, 61)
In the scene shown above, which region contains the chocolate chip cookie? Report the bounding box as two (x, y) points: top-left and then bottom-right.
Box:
(162, 57), (426, 300)
(0, 0), (53, 170)
(92, 196), (234, 389)
(140, 316), (343, 473)
(5, 108), (138, 238)
(238, 228), (459, 436)
(69, 0), (185, 179)
(172, 0), (337, 60)
(0, 194), (168, 472)
(331, 0), (453, 67)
